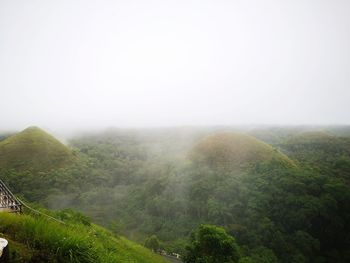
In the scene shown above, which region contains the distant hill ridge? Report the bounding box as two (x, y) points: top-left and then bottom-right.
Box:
(0, 126), (76, 172)
(284, 131), (337, 144)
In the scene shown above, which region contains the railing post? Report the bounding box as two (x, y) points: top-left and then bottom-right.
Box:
(0, 180), (22, 213)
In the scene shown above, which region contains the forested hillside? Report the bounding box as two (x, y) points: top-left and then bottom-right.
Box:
(277, 132), (350, 181)
(1, 126), (350, 262)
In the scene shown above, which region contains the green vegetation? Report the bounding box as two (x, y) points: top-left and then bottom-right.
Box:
(0, 209), (167, 263)
(183, 224), (240, 263)
(278, 131), (350, 180)
(145, 235), (161, 252)
(1, 126), (350, 262)
(189, 132), (295, 169)
(0, 127), (76, 172)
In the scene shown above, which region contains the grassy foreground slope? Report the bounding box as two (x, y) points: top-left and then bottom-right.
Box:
(0, 211), (167, 263)
(0, 127), (76, 172)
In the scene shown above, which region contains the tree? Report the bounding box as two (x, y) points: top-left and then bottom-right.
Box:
(184, 224), (240, 263)
(144, 235), (160, 252)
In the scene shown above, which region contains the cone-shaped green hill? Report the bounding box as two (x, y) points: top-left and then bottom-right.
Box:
(0, 126), (76, 171)
(189, 132), (295, 169)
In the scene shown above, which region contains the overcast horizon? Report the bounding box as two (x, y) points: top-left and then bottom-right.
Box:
(1, 0), (350, 132)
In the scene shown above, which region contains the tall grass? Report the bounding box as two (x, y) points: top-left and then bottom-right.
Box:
(0, 213), (167, 263)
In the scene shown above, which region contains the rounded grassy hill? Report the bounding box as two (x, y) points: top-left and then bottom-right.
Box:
(0, 127), (76, 172)
(189, 132), (295, 169)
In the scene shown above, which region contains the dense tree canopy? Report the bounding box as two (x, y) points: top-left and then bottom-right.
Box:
(184, 224), (240, 263)
(145, 235), (161, 252)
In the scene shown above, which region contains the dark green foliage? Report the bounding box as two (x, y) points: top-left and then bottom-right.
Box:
(183, 224), (240, 263)
(277, 131), (350, 180)
(145, 235), (160, 252)
(239, 247), (278, 263)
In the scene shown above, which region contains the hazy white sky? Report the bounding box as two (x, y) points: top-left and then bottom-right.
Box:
(1, 0), (349, 131)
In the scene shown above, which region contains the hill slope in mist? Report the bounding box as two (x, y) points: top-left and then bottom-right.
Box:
(190, 132), (295, 169)
(0, 127), (76, 172)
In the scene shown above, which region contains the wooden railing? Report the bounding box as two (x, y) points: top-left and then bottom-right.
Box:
(0, 179), (22, 213)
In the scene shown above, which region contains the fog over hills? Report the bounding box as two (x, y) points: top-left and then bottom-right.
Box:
(1, 0), (350, 131)
(1, 1), (350, 262)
